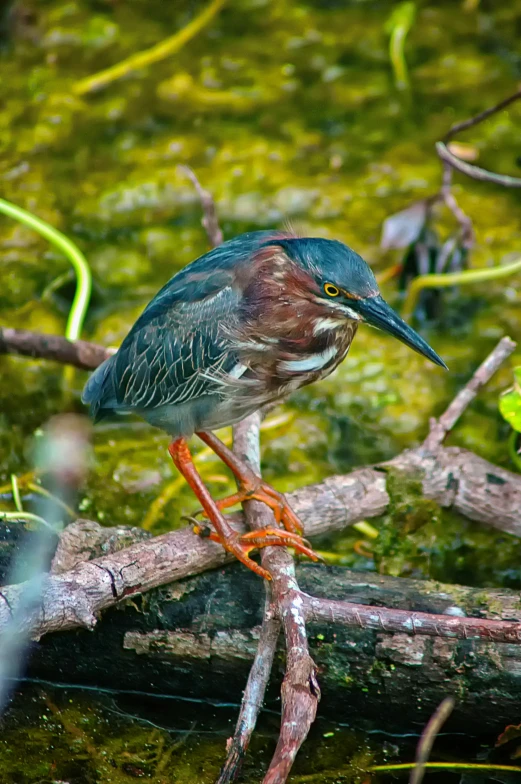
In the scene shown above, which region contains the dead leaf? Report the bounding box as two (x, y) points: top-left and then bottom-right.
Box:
(380, 200), (428, 250)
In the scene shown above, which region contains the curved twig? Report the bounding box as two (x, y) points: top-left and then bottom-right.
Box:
(435, 87), (521, 187)
(436, 141), (521, 187)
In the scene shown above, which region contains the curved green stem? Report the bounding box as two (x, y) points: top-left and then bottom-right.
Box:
(0, 198), (92, 341)
(387, 2), (416, 90)
(401, 255), (521, 321)
(73, 0), (227, 96)
(10, 475), (23, 513)
(0, 511), (55, 531)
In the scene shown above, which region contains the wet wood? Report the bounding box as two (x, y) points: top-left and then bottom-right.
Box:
(24, 559), (521, 734)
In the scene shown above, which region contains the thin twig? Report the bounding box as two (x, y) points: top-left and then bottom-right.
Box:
(442, 88), (521, 145)
(438, 162), (474, 248)
(217, 596), (280, 784)
(410, 698), (455, 784)
(436, 88), (521, 187)
(178, 166), (224, 247)
(423, 335), (516, 450)
(216, 413), (281, 783)
(436, 142), (521, 187)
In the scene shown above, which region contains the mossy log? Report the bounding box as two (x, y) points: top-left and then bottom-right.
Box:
(23, 557), (521, 735)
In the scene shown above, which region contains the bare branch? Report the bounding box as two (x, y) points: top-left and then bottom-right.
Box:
(232, 412), (320, 784)
(0, 328), (112, 370)
(438, 162), (474, 248)
(442, 88), (521, 145)
(302, 595), (521, 644)
(217, 596), (280, 784)
(436, 88), (521, 188)
(423, 335), (516, 450)
(436, 142), (521, 188)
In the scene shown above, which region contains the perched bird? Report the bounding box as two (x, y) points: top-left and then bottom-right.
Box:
(83, 230), (446, 580)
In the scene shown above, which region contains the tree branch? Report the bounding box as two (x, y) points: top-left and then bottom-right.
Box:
(217, 594), (280, 784)
(0, 327), (112, 370)
(436, 87), (521, 188)
(301, 594), (521, 643)
(231, 412), (320, 784)
(423, 335), (516, 450)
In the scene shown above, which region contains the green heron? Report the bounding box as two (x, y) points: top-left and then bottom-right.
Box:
(83, 230), (446, 580)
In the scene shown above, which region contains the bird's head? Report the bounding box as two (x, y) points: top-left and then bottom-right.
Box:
(269, 236), (447, 369)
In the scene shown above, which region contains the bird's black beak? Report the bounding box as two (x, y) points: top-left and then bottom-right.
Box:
(357, 295), (447, 369)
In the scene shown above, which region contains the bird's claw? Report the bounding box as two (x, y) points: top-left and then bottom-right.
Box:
(192, 525), (322, 580)
(193, 483), (304, 535)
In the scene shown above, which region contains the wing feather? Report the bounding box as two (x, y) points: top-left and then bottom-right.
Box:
(82, 230), (289, 421)
(83, 280), (242, 420)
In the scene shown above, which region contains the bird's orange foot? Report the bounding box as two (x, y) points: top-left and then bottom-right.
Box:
(192, 524), (321, 580)
(195, 481), (303, 535)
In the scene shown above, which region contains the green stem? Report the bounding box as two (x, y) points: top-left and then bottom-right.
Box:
(387, 2), (416, 90)
(0, 198), (92, 341)
(10, 475), (23, 513)
(73, 0), (227, 96)
(370, 762), (521, 774)
(0, 511), (55, 531)
(401, 256), (521, 321)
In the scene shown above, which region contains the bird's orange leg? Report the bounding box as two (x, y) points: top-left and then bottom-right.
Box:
(196, 430), (304, 535)
(168, 438), (319, 580)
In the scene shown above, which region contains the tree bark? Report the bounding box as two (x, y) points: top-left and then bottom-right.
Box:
(26, 557), (521, 734)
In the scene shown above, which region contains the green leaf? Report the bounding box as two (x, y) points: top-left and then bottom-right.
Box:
(499, 367), (521, 433)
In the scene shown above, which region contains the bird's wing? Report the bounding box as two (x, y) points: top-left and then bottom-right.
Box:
(82, 267), (241, 420)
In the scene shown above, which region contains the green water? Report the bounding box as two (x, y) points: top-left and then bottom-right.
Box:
(1, 0), (521, 780)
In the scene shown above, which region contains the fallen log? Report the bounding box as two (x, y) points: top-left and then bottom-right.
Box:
(2, 437), (520, 645)
(24, 556), (521, 734)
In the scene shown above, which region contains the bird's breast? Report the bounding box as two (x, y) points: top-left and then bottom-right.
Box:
(240, 320), (358, 396)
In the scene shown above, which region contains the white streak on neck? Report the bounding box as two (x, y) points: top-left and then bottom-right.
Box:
(313, 317), (344, 335)
(279, 344), (338, 373)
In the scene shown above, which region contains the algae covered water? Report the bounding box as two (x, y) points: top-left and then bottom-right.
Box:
(1, 0), (521, 780)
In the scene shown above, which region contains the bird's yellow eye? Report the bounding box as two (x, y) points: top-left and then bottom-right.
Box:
(324, 283), (340, 297)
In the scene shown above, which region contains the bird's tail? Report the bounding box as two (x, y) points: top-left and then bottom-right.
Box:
(81, 354), (117, 422)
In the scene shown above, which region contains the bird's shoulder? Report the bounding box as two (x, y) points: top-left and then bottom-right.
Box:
(82, 231), (285, 417)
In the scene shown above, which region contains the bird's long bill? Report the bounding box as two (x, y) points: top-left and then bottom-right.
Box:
(358, 295), (447, 369)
